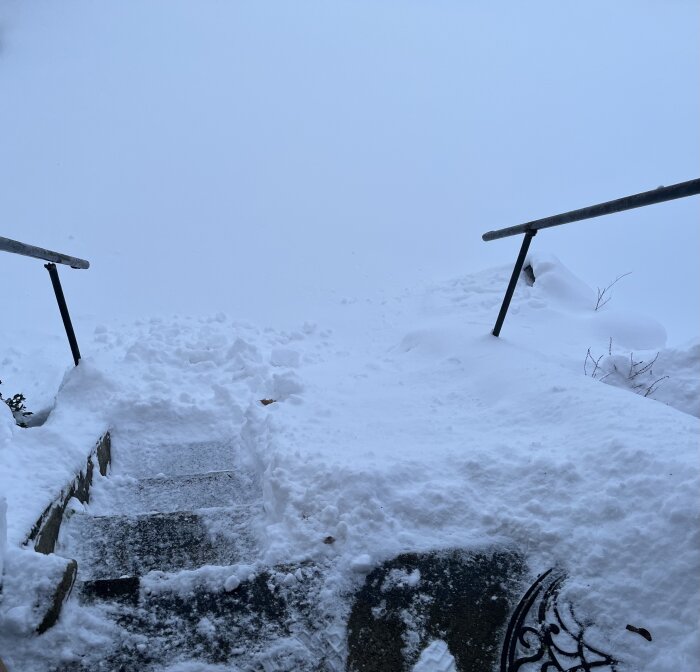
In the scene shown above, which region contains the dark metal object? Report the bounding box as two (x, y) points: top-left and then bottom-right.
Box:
(484, 178), (700, 336)
(492, 230), (536, 337)
(45, 263), (82, 366)
(1, 235), (89, 269)
(483, 178), (700, 242)
(501, 569), (618, 672)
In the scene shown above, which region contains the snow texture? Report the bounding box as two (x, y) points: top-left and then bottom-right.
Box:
(0, 255), (698, 671)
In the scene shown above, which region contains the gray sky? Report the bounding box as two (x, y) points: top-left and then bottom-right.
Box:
(1, 0), (698, 342)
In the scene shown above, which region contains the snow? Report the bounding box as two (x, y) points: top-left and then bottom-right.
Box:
(412, 640), (457, 672)
(2, 253), (697, 670)
(0, 1), (698, 670)
(0, 495), (6, 579)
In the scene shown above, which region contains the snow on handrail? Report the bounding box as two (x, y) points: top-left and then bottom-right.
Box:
(482, 178), (700, 242)
(0, 235), (90, 269)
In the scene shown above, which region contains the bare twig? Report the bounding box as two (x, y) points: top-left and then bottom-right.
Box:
(586, 343), (669, 401)
(644, 376), (669, 398)
(628, 353), (644, 378)
(595, 272), (632, 311)
(629, 352), (659, 379)
(585, 348), (604, 378)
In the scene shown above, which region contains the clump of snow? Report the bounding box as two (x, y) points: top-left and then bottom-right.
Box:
(412, 639), (457, 672)
(528, 253), (596, 311)
(350, 554), (374, 574)
(0, 402), (14, 444)
(0, 405), (12, 581)
(0, 547), (74, 635)
(382, 568), (421, 591)
(142, 562), (260, 597)
(223, 574), (241, 592)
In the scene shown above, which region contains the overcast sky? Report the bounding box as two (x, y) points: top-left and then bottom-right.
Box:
(1, 0), (698, 344)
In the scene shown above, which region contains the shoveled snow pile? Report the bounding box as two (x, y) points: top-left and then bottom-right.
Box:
(0, 255), (698, 671)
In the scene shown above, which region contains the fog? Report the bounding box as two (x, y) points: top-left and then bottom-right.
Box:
(1, 0), (698, 343)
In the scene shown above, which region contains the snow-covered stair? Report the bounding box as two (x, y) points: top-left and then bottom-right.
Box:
(74, 562), (336, 672)
(88, 469), (260, 516)
(60, 507), (257, 580)
(107, 439), (242, 479)
(49, 438), (344, 671)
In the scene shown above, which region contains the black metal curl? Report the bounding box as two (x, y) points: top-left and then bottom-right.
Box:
(500, 570), (618, 672)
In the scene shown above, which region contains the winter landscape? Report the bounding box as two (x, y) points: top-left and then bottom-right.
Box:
(1, 2), (698, 671)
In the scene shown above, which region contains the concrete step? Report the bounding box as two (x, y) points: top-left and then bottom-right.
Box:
(58, 508), (259, 581)
(88, 469), (260, 516)
(60, 563), (339, 672)
(51, 548), (534, 672)
(111, 439), (240, 479)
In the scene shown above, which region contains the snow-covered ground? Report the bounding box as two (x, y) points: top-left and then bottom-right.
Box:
(1, 254), (698, 670)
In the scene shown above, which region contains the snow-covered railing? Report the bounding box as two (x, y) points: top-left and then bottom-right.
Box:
(483, 178), (700, 337)
(0, 235), (90, 366)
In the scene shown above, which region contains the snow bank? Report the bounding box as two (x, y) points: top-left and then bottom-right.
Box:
(0, 495), (6, 580)
(237, 256), (699, 671)
(589, 338), (700, 418)
(0, 257), (697, 671)
(1, 402), (16, 578)
(0, 364), (110, 548)
(0, 315), (310, 547)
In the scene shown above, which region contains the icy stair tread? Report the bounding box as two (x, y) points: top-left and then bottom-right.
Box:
(88, 469), (260, 516)
(59, 508), (259, 580)
(111, 439), (240, 479)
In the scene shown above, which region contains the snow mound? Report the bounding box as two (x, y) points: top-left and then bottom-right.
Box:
(0, 258), (697, 672)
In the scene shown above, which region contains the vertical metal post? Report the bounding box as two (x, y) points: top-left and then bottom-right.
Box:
(45, 263), (82, 366)
(492, 229), (536, 337)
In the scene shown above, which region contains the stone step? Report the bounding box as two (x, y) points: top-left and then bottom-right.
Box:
(58, 508), (259, 581)
(88, 469), (260, 516)
(65, 563), (338, 672)
(111, 439), (240, 479)
(52, 548), (534, 672)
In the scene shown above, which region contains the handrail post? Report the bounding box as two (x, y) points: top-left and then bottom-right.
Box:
(44, 263), (82, 366)
(492, 229), (536, 337)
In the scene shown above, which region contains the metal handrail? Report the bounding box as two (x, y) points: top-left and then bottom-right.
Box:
(482, 179), (700, 242)
(1, 235), (90, 365)
(483, 178), (700, 337)
(0, 235), (90, 269)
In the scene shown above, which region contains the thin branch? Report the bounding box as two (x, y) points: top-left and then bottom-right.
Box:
(632, 352), (659, 378)
(595, 272), (632, 311)
(644, 376), (669, 398)
(585, 349), (604, 378)
(628, 353), (644, 378)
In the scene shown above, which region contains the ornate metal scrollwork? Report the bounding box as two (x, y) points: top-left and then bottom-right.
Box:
(501, 569), (618, 672)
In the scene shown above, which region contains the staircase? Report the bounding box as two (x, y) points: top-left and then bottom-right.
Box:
(53, 439), (340, 672)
